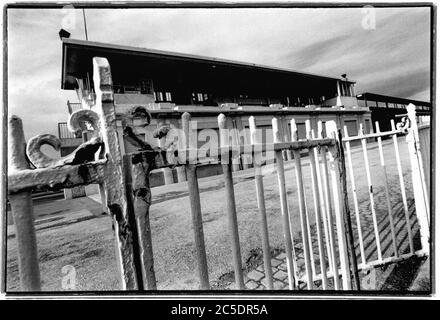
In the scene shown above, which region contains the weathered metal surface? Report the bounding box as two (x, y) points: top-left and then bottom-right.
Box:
(272, 117), (296, 290)
(248, 116), (274, 290)
(390, 119), (414, 254)
(218, 113), (245, 290)
(343, 125), (366, 267)
(124, 153), (157, 290)
(26, 135), (103, 168)
(359, 123), (383, 262)
(305, 120), (328, 290)
(8, 160), (107, 194)
(92, 57), (139, 290)
(325, 121), (352, 290)
(317, 122), (339, 289)
(290, 118), (313, 289)
(8, 115), (41, 291)
(181, 112), (210, 290)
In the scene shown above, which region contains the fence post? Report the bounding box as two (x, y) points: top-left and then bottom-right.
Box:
(290, 118), (313, 289)
(8, 115), (41, 291)
(182, 112), (210, 290)
(249, 116), (274, 289)
(305, 120), (328, 290)
(272, 117), (297, 290)
(218, 113), (245, 289)
(336, 129), (360, 290)
(405, 104), (430, 253)
(93, 57), (139, 290)
(157, 117), (174, 185)
(123, 152), (157, 290)
(325, 121), (352, 290)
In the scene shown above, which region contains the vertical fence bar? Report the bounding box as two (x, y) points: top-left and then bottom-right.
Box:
(317, 121), (337, 278)
(8, 115), (41, 291)
(405, 105), (430, 253)
(375, 121), (399, 258)
(230, 118), (242, 172)
(93, 57), (139, 290)
(325, 121), (352, 290)
(320, 142), (340, 289)
(419, 126), (430, 195)
(181, 112), (210, 290)
(343, 126), (366, 267)
(218, 113), (245, 289)
(390, 119), (414, 254)
(304, 206), (316, 278)
(272, 117), (297, 289)
(336, 129), (360, 290)
(124, 153), (157, 290)
(305, 120), (328, 289)
(359, 123), (383, 262)
(282, 116), (294, 160)
(249, 116), (274, 290)
(290, 118), (314, 289)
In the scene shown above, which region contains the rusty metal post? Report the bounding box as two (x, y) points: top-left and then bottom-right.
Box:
(218, 113), (245, 289)
(93, 57), (139, 290)
(157, 117), (174, 185)
(272, 117), (296, 290)
(8, 115), (41, 291)
(124, 153), (157, 290)
(249, 116), (274, 289)
(336, 129), (360, 290)
(325, 121), (352, 290)
(182, 112), (210, 289)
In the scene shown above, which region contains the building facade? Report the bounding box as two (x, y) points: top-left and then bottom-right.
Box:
(59, 38), (373, 191)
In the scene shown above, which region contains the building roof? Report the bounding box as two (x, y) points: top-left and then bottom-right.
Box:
(61, 38), (355, 91)
(357, 92), (431, 107)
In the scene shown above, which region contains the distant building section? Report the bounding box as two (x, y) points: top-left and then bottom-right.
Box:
(357, 92), (431, 131)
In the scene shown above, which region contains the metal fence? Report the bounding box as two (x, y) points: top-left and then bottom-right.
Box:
(7, 57), (430, 291)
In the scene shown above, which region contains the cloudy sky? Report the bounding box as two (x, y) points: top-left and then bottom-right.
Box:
(8, 6), (431, 142)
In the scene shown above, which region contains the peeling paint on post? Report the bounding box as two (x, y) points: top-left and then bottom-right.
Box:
(92, 57), (139, 290)
(182, 112), (210, 289)
(8, 115), (41, 291)
(218, 113), (245, 290)
(124, 153), (157, 290)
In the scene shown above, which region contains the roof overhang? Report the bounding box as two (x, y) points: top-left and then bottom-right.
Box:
(357, 92), (431, 107)
(61, 38), (355, 92)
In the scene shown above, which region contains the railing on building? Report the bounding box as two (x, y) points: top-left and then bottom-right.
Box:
(57, 122), (83, 149)
(67, 100), (82, 115)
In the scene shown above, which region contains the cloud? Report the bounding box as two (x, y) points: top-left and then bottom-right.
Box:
(6, 6), (431, 141)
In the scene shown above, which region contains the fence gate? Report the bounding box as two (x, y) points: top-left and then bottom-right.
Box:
(338, 104), (430, 288)
(7, 57), (430, 292)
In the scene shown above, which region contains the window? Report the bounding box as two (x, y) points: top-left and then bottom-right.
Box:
(365, 119), (371, 134)
(154, 91), (172, 102)
(140, 80), (153, 94)
(192, 92), (210, 104)
(345, 120), (358, 136)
